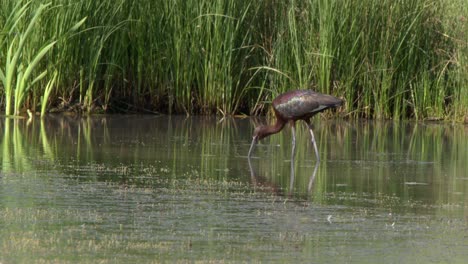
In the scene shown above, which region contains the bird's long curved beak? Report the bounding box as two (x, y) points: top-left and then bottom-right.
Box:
(248, 136), (258, 158)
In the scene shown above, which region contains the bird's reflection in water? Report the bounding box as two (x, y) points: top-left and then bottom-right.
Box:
(248, 154), (320, 197)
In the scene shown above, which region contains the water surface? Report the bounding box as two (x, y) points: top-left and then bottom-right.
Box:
(0, 116), (467, 263)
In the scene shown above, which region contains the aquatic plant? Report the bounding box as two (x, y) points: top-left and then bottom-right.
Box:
(0, 1), (85, 116)
(0, 3), (55, 116)
(0, 0), (466, 120)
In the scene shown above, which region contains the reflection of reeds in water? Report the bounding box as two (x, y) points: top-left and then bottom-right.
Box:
(1, 119), (33, 173)
(1, 117), (467, 206)
(1, 119), (13, 173)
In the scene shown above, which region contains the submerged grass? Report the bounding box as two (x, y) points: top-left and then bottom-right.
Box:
(0, 0), (466, 120)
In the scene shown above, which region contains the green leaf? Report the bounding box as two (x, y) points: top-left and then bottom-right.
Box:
(69, 17), (87, 32)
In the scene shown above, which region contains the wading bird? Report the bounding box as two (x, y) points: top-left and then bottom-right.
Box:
(248, 89), (342, 161)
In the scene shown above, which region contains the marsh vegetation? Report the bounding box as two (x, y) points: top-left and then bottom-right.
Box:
(0, 0), (467, 120)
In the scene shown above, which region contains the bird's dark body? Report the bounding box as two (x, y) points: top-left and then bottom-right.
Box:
(272, 90), (342, 121)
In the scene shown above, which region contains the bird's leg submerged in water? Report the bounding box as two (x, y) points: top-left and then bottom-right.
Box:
(248, 136), (258, 158)
(307, 160), (320, 193)
(290, 121), (296, 193)
(290, 121), (296, 161)
(247, 146), (256, 180)
(305, 120), (320, 162)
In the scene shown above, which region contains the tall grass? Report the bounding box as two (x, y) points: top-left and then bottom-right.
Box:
(0, 1), (85, 116)
(0, 2), (55, 116)
(0, 0), (466, 120)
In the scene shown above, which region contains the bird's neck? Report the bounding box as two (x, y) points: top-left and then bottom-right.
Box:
(259, 118), (286, 139)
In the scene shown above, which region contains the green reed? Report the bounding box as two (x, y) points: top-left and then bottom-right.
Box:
(0, 1), (85, 116)
(0, 0), (466, 120)
(0, 2), (54, 116)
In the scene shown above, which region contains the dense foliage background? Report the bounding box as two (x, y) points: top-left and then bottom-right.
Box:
(1, 0), (466, 120)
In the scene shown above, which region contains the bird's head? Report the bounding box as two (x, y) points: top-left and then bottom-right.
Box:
(253, 125), (268, 141)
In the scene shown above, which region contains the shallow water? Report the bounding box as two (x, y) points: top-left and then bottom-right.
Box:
(0, 115), (467, 263)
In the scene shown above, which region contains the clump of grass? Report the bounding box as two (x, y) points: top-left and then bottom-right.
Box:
(0, 0), (466, 120)
(0, 2), (55, 116)
(0, 1), (86, 116)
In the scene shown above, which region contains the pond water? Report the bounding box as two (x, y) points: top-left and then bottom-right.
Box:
(0, 115), (467, 263)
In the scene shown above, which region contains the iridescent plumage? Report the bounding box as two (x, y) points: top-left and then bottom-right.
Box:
(248, 89), (342, 161)
(273, 90), (342, 120)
